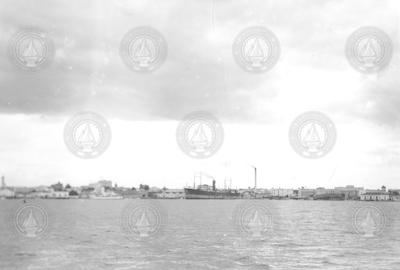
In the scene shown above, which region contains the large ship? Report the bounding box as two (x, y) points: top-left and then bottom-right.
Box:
(184, 180), (241, 199)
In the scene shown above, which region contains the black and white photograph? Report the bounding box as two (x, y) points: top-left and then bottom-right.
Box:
(0, 0), (400, 269)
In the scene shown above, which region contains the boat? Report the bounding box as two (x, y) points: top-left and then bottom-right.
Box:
(313, 193), (345, 200)
(89, 195), (124, 200)
(89, 186), (123, 200)
(184, 180), (241, 199)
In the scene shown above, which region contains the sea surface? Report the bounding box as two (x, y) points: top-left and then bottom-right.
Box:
(0, 200), (399, 270)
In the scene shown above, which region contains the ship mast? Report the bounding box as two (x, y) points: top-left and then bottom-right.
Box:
(250, 165), (257, 189)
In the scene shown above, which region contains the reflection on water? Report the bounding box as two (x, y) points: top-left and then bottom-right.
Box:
(0, 200), (399, 270)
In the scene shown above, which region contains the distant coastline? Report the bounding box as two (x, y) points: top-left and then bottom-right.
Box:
(1, 177), (400, 202)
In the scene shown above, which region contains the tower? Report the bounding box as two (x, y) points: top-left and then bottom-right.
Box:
(1, 175), (5, 189)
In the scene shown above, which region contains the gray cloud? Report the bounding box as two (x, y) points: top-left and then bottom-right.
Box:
(0, 0), (398, 125)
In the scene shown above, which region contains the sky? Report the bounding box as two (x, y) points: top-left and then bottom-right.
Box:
(1, 0), (400, 189)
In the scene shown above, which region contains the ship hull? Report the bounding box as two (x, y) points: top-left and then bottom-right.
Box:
(89, 196), (123, 200)
(184, 188), (241, 199)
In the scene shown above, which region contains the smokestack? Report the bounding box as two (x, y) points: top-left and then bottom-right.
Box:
(254, 167), (257, 189)
(212, 180), (216, 191)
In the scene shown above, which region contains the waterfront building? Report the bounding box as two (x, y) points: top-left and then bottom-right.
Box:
(149, 186), (162, 193)
(0, 176), (15, 198)
(270, 188), (294, 198)
(334, 185), (363, 200)
(238, 188), (271, 199)
(89, 180), (113, 189)
(1, 176), (5, 188)
(389, 189), (400, 201)
(117, 189), (141, 199)
(254, 189), (272, 198)
(0, 188), (15, 198)
(297, 188), (315, 199)
(315, 188), (335, 195)
(314, 188), (344, 200)
(51, 182), (64, 191)
(159, 189), (185, 199)
(360, 186), (390, 201)
(49, 191), (70, 199)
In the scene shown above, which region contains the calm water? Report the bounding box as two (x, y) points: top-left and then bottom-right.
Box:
(0, 200), (399, 270)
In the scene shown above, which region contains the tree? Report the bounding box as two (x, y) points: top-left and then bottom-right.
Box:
(51, 182), (64, 191)
(69, 190), (78, 196)
(139, 184), (149, 191)
(65, 184), (71, 189)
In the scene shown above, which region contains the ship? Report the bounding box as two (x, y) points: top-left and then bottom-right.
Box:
(89, 186), (123, 200)
(184, 179), (241, 199)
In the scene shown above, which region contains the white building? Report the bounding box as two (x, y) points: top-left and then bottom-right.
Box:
(360, 191), (390, 201)
(89, 180), (113, 189)
(298, 188), (316, 199)
(270, 188), (294, 198)
(360, 187), (390, 201)
(159, 189), (185, 199)
(0, 176), (14, 198)
(0, 188), (15, 198)
(50, 191), (69, 199)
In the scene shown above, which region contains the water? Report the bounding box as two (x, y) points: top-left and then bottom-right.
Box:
(1, 200), (399, 270)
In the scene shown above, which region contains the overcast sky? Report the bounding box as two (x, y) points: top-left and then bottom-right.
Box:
(1, 0), (400, 189)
